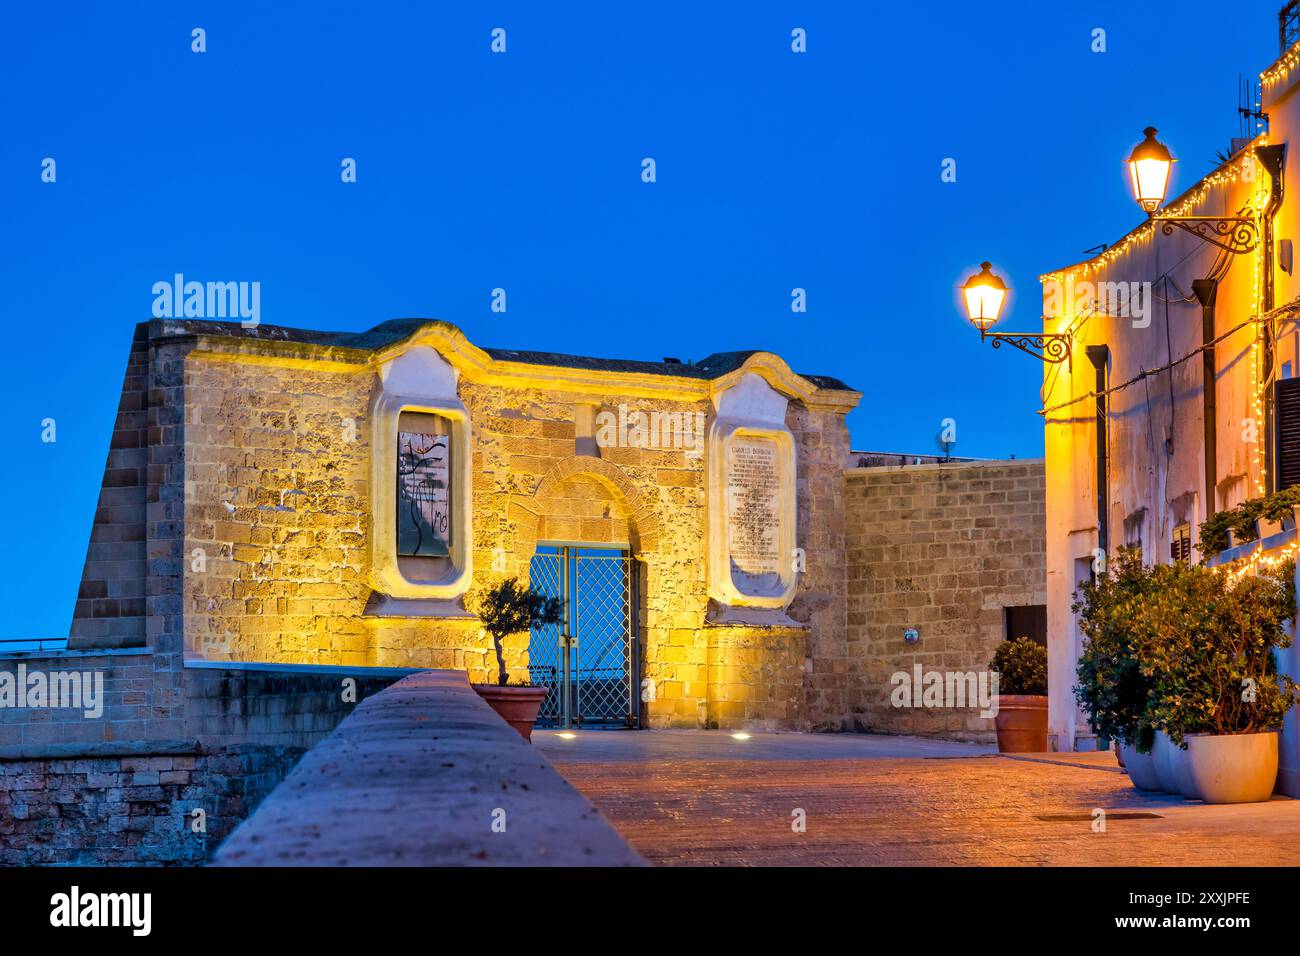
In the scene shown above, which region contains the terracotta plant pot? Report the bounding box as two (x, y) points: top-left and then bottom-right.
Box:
(1119, 741), (1162, 791)
(992, 695), (1048, 753)
(1185, 732), (1279, 804)
(471, 684), (549, 742)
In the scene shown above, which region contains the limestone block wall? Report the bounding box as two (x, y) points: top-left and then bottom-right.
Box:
(787, 404), (852, 730)
(183, 356), (375, 665)
(178, 346), (845, 729)
(69, 325), (149, 648)
(63, 320), (860, 732)
(0, 743), (300, 865)
(842, 459), (1046, 741)
(0, 654), (416, 865)
(704, 624), (806, 728)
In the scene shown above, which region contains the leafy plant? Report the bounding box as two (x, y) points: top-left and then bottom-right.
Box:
(989, 636), (1048, 696)
(1197, 510), (1233, 557)
(476, 577), (563, 687)
(1133, 559), (1296, 745)
(1075, 549), (1297, 748)
(1073, 547), (1157, 750)
(1227, 498), (1264, 545)
(1261, 485), (1300, 524)
(1199, 486), (1300, 557)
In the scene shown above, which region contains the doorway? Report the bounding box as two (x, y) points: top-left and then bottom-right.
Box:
(528, 545), (639, 729)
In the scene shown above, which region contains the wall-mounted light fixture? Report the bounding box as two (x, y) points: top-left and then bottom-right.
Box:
(960, 262), (1073, 366)
(1126, 127), (1282, 255)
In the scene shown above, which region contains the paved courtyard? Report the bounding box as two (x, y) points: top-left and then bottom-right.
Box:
(537, 730), (1300, 866)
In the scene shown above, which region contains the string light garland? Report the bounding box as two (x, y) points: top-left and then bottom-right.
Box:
(1223, 538), (1299, 582)
(1040, 143), (1263, 285)
(1039, 139), (1273, 495)
(1261, 37), (1300, 89)
(1248, 150), (1268, 494)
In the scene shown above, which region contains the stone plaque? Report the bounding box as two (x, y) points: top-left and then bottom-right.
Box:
(726, 436), (782, 576)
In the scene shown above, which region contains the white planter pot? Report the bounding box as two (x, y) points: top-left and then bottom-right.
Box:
(1152, 731), (1178, 793)
(1170, 739), (1200, 800)
(1119, 742), (1162, 791)
(1185, 732), (1279, 804)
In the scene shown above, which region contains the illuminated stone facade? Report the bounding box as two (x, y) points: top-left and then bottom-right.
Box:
(68, 318), (860, 730)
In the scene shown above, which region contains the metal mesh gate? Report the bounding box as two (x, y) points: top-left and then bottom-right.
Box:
(527, 546), (638, 728)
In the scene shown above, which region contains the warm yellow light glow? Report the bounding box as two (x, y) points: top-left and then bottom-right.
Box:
(1262, 38), (1300, 89)
(1041, 136), (1261, 285)
(961, 262), (1007, 329)
(731, 732), (752, 740)
(556, 732), (577, 739)
(1126, 128), (1174, 214)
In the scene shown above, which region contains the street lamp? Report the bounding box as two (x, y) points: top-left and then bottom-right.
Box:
(961, 262), (1006, 330)
(1126, 126), (1275, 254)
(1126, 127), (1174, 215)
(960, 262), (1072, 366)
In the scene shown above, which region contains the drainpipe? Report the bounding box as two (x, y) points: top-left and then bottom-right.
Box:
(1086, 345), (1110, 561)
(1256, 144), (1286, 493)
(1193, 279), (1218, 517)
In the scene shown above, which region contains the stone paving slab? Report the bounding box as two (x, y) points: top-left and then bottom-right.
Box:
(543, 731), (1300, 866)
(535, 728), (997, 761)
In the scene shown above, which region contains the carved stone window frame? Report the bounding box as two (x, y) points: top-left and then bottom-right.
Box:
(370, 349), (473, 601)
(707, 417), (798, 610)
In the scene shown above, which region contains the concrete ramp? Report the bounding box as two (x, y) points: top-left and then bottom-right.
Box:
(211, 670), (644, 866)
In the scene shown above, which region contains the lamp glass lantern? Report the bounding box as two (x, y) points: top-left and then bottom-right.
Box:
(962, 262), (1007, 330)
(1127, 126), (1175, 215)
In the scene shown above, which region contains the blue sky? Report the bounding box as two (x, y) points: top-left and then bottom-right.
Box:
(0, 1), (1280, 636)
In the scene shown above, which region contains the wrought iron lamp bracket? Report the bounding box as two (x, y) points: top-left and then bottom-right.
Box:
(980, 328), (1073, 368)
(1152, 215), (1260, 254)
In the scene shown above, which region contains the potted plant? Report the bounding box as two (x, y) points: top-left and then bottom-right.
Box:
(1073, 547), (1162, 790)
(989, 636), (1049, 752)
(471, 577), (563, 742)
(1227, 499), (1262, 548)
(1259, 486), (1300, 536)
(1134, 559), (1296, 803)
(1197, 510), (1233, 558)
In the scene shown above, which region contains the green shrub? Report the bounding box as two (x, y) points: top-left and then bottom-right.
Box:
(1197, 511), (1233, 557)
(989, 636), (1048, 696)
(1074, 549), (1297, 749)
(1073, 547), (1156, 750)
(1261, 485), (1300, 524)
(1199, 486), (1300, 557)
(1227, 499), (1264, 545)
(1134, 560), (1296, 745)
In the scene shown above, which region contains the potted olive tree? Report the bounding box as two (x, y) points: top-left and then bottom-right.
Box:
(471, 577), (563, 742)
(989, 637), (1049, 752)
(1073, 547), (1161, 790)
(1138, 560), (1296, 803)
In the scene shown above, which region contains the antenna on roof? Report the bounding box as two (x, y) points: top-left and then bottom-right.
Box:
(1238, 73), (1267, 141)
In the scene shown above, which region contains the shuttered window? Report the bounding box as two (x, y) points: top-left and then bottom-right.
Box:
(1171, 523), (1192, 564)
(1276, 377), (1300, 490)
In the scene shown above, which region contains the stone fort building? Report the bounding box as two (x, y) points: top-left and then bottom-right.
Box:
(0, 317), (1044, 863)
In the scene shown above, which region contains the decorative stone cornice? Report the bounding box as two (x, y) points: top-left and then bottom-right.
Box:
(171, 319), (861, 413)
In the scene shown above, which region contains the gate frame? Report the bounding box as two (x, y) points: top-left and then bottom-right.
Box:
(529, 540), (642, 730)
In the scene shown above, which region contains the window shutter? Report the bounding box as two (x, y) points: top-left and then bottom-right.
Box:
(1171, 523), (1191, 564)
(1275, 378), (1300, 490)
